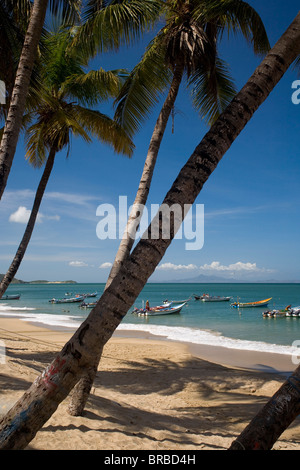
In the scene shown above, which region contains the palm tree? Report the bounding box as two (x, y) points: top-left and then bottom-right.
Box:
(0, 12), (298, 450)
(107, 0), (270, 286)
(68, 0), (270, 415)
(0, 0), (31, 107)
(0, 0), (82, 201)
(0, 0), (163, 201)
(0, 25), (134, 299)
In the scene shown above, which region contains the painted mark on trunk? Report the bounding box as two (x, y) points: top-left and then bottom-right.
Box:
(42, 357), (66, 391)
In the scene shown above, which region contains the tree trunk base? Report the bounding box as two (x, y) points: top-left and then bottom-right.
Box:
(68, 356), (100, 416)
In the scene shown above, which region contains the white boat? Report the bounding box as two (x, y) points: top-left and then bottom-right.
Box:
(0, 294), (20, 300)
(49, 295), (85, 304)
(132, 302), (187, 316)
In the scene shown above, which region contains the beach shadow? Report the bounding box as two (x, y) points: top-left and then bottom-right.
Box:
(28, 355), (300, 450)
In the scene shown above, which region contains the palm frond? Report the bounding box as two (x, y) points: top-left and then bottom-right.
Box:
(114, 34), (173, 137)
(25, 121), (47, 167)
(73, 0), (162, 56)
(61, 68), (128, 105)
(187, 56), (236, 126)
(73, 105), (135, 157)
(194, 0), (270, 55)
(48, 0), (81, 25)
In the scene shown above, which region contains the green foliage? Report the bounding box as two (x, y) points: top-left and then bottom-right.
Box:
(24, 26), (134, 167)
(114, 0), (270, 131)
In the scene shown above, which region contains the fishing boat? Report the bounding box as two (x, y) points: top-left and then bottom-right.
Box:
(0, 294), (20, 300)
(162, 297), (191, 305)
(285, 306), (300, 317)
(49, 295), (85, 304)
(194, 294), (231, 302)
(79, 301), (97, 309)
(231, 297), (272, 308)
(262, 304), (294, 318)
(132, 302), (187, 316)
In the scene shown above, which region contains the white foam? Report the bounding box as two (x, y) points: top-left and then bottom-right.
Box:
(0, 304), (36, 311)
(117, 323), (295, 356)
(0, 308), (295, 356)
(0, 310), (81, 329)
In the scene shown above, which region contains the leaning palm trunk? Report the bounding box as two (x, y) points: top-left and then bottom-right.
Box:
(68, 64), (185, 416)
(0, 0), (49, 201)
(0, 148), (56, 298)
(0, 13), (299, 450)
(229, 366), (300, 450)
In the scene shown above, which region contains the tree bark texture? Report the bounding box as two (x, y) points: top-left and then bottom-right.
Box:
(229, 366), (300, 450)
(0, 0), (49, 201)
(0, 12), (299, 450)
(0, 148), (56, 298)
(68, 348), (103, 416)
(67, 65), (185, 416)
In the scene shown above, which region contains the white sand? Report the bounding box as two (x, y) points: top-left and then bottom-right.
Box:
(0, 317), (300, 450)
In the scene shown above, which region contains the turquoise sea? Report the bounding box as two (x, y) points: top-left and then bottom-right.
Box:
(1, 282), (300, 356)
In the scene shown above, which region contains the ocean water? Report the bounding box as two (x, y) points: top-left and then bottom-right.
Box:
(1, 282), (300, 356)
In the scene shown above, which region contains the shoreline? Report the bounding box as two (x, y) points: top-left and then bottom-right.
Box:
(1, 317), (300, 450)
(0, 316), (296, 375)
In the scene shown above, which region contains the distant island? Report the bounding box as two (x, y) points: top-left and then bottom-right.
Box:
(0, 275), (77, 284)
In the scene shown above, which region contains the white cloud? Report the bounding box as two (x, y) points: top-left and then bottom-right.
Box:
(69, 261), (88, 267)
(99, 262), (112, 269)
(45, 191), (99, 206)
(155, 260), (274, 276)
(9, 206), (41, 224)
(198, 261), (273, 273)
(157, 262), (198, 271)
(9, 206), (60, 224)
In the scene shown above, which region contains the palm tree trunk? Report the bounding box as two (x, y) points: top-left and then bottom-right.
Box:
(0, 0), (49, 201)
(105, 63), (185, 288)
(67, 64), (185, 416)
(0, 12), (299, 450)
(229, 366), (300, 450)
(0, 148), (56, 298)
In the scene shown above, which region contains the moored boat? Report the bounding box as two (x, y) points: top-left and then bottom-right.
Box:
(231, 297), (272, 308)
(0, 294), (20, 300)
(49, 295), (85, 304)
(132, 301), (187, 316)
(80, 301), (97, 308)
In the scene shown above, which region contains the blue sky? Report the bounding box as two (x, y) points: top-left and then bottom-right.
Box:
(0, 0), (300, 283)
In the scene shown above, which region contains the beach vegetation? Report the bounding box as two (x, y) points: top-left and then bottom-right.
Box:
(0, 11), (299, 450)
(0, 0), (81, 201)
(0, 24), (134, 299)
(69, 0), (270, 416)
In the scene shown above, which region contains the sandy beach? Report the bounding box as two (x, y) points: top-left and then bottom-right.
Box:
(1, 317), (300, 450)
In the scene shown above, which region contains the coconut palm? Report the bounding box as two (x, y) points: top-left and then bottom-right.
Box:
(0, 12), (299, 450)
(0, 0), (160, 201)
(108, 0), (270, 285)
(0, 0), (31, 106)
(68, 0), (270, 416)
(0, 0), (82, 201)
(0, 25), (134, 299)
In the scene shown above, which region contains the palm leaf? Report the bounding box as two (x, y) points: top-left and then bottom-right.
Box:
(187, 56), (236, 125)
(74, 0), (162, 56)
(48, 0), (81, 25)
(73, 105), (134, 156)
(114, 34), (173, 137)
(194, 0), (270, 55)
(61, 68), (128, 105)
